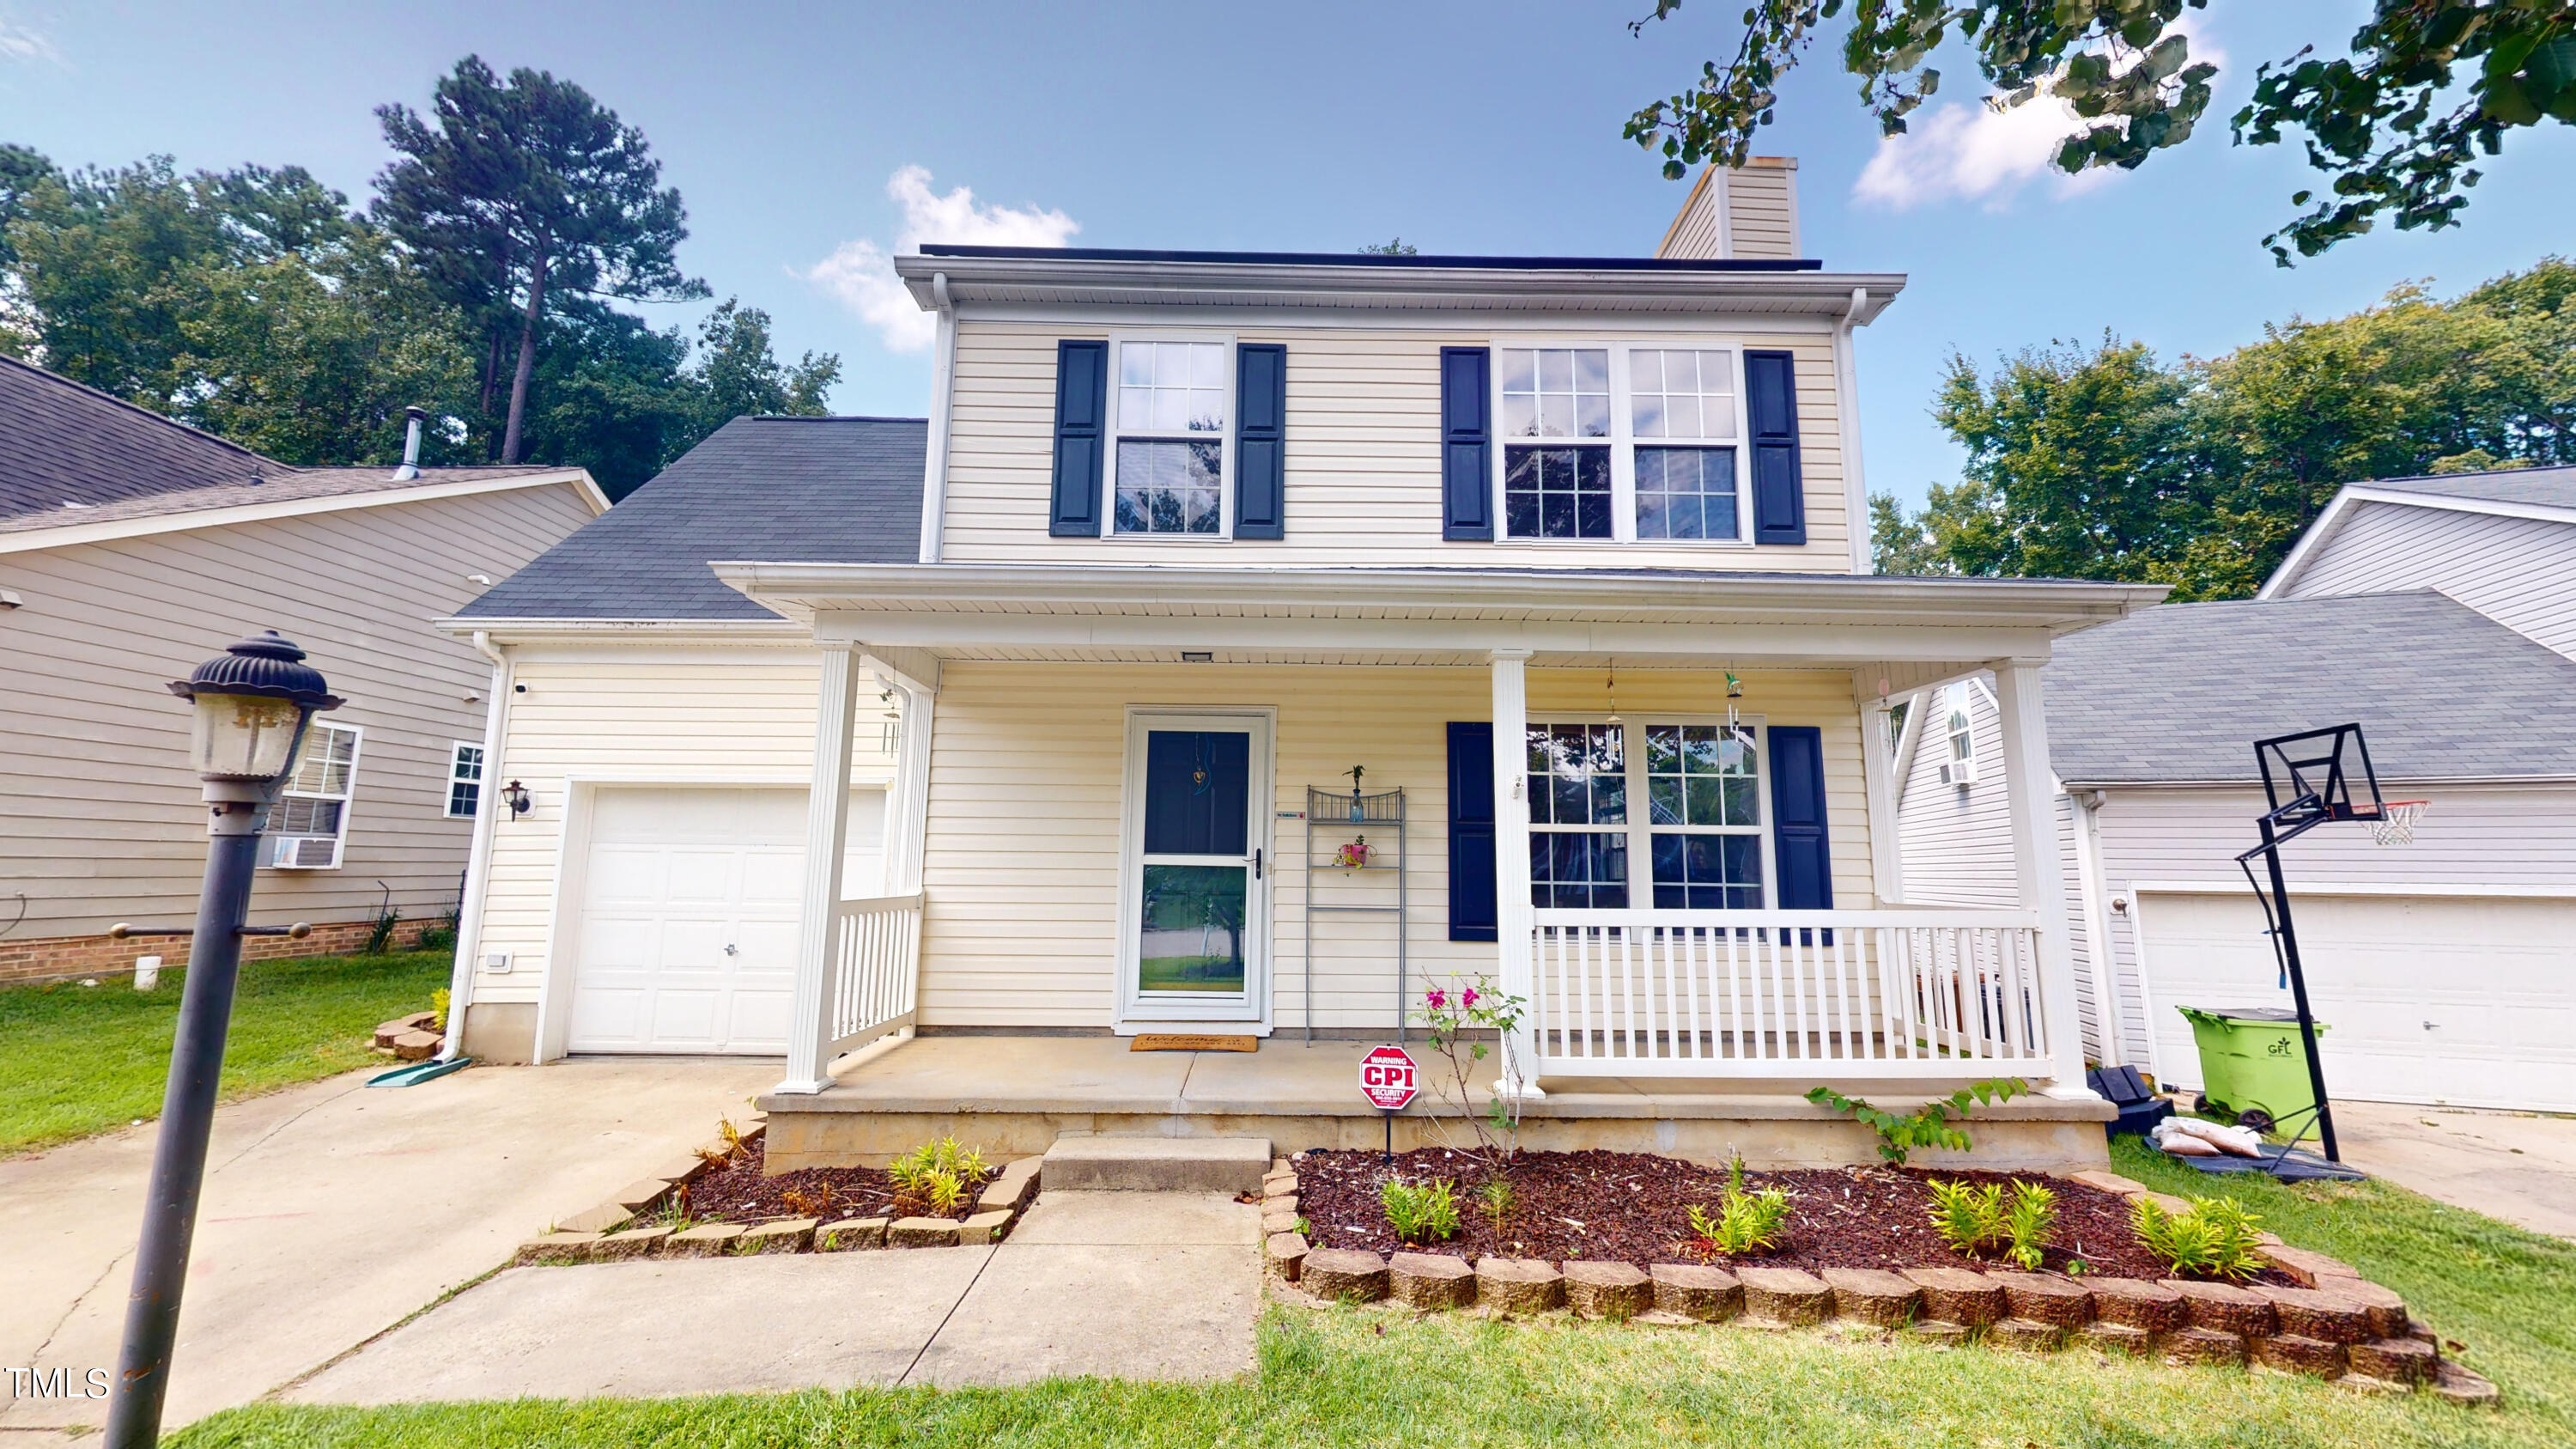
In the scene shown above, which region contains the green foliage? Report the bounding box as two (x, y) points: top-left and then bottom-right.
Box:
(2131, 1193), (2266, 1281)
(1875, 262), (2576, 595)
(1356, 238), (1419, 255)
(1477, 1178), (1514, 1232)
(1805, 1078), (2026, 1166)
(429, 987), (452, 1034)
(1925, 1178), (2004, 1257)
(890, 1135), (987, 1216)
(1625, 2), (2572, 259)
(1415, 979), (1529, 1171)
(364, 908), (404, 955)
(2002, 1179), (2057, 1271)
(1379, 1178), (1462, 1245)
(1688, 1153), (1793, 1256)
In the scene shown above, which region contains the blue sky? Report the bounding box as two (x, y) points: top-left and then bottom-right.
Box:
(4, 1), (2570, 506)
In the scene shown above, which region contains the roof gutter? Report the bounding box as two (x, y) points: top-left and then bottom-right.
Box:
(439, 630), (513, 1062)
(919, 272), (955, 564)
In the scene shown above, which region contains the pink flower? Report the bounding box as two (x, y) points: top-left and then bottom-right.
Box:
(1425, 988), (1447, 1010)
(1461, 987), (1480, 1008)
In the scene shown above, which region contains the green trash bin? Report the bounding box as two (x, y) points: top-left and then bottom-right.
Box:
(2177, 1005), (2330, 1130)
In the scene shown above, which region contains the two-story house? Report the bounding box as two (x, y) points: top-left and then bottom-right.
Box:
(443, 166), (2160, 1170)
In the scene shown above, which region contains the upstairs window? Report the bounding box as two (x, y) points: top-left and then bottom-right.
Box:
(1113, 340), (1228, 535)
(447, 742), (483, 818)
(1495, 344), (1744, 545)
(1940, 684), (1979, 787)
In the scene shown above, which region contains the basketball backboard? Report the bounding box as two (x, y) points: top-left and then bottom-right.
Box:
(2254, 723), (2388, 837)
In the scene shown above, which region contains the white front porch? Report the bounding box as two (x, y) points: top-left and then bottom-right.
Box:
(732, 564), (2152, 1146)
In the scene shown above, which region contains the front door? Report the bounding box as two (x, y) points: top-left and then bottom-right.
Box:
(1118, 710), (1273, 1026)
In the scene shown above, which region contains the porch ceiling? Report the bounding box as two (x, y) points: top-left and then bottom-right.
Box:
(712, 563), (2166, 667)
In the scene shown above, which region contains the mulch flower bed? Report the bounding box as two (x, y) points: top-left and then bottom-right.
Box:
(678, 1137), (998, 1225)
(1293, 1146), (2289, 1285)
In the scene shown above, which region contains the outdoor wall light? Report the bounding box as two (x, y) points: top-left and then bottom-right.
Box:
(167, 631), (343, 792)
(501, 780), (533, 819)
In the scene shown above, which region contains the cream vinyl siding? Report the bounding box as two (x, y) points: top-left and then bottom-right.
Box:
(1655, 173), (1722, 260)
(915, 662), (1879, 1030)
(2276, 500), (2576, 659)
(0, 482), (597, 939)
(1722, 161), (1799, 259)
(940, 319), (1855, 571)
(468, 652), (899, 1005)
(1893, 680), (2017, 907)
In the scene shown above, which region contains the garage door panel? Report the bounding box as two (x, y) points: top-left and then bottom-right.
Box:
(2139, 891), (2576, 1112)
(568, 785), (886, 1056)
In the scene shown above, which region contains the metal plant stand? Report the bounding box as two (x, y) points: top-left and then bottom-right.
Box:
(1303, 785), (1406, 1044)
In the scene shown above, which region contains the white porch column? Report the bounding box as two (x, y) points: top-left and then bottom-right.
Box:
(1852, 671), (1904, 906)
(1490, 649), (1541, 1097)
(1990, 659), (2090, 1093)
(878, 680), (936, 895)
(779, 643), (862, 1095)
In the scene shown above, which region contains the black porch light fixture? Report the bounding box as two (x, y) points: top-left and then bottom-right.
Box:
(108, 632), (340, 1449)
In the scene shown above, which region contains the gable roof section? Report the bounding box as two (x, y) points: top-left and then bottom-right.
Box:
(455, 415), (927, 622)
(2261, 464), (2576, 598)
(0, 354), (274, 516)
(2045, 591), (2576, 786)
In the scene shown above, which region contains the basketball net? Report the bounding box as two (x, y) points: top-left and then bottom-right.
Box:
(2362, 799), (2429, 846)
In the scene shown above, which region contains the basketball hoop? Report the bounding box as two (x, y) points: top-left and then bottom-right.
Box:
(2360, 799), (2429, 846)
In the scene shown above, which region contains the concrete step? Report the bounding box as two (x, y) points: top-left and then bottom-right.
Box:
(1041, 1135), (1272, 1193)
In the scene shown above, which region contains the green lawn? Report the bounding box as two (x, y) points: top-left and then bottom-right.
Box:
(173, 1132), (2567, 1449)
(0, 948), (453, 1154)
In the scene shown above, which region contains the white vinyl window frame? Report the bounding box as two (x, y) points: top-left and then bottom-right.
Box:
(267, 721), (361, 871)
(447, 741), (485, 819)
(1526, 714), (1775, 911)
(1103, 332), (1236, 540)
(1941, 683), (1979, 787)
(1488, 338), (1752, 548)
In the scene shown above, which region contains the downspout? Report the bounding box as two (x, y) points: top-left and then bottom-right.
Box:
(439, 630), (514, 1062)
(2066, 784), (2123, 1068)
(918, 272), (957, 563)
(1834, 287), (1871, 575)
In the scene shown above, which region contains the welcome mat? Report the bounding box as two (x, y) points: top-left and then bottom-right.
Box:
(1129, 1033), (1259, 1053)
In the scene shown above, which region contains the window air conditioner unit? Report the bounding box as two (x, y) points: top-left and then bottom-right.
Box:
(270, 834), (342, 870)
(1939, 758), (1978, 788)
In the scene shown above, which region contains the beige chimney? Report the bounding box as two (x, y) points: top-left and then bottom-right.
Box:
(1654, 157), (1801, 260)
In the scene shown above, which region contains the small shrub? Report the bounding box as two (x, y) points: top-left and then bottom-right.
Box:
(1381, 1178), (1462, 1244)
(695, 1117), (753, 1169)
(891, 1135), (987, 1218)
(429, 986), (452, 1034)
(1807, 1078), (2028, 1166)
(780, 1183), (833, 1219)
(1477, 1178), (1515, 1232)
(364, 909), (403, 955)
(1926, 1178), (2005, 1256)
(2132, 1194), (2266, 1281)
(1688, 1154), (1792, 1257)
(2002, 1179), (2057, 1270)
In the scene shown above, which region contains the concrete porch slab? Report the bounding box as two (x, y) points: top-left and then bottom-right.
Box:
(758, 1035), (2111, 1172)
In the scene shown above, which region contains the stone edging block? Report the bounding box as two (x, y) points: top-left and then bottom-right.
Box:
(1561, 1262), (1652, 1320)
(1475, 1258), (1564, 1313)
(665, 1223), (744, 1258)
(736, 1218), (816, 1255)
(1650, 1263), (1741, 1321)
(1903, 1266), (2006, 1328)
(818, 1217), (889, 1251)
(1820, 1268), (1919, 1327)
(1303, 1249), (1390, 1302)
(1738, 1267), (1833, 1327)
(1389, 1252), (1477, 1310)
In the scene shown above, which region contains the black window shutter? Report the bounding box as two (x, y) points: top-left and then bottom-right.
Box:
(1745, 349), (1806, 545)
(1439, 347), (1492, 540)
(1446, 721), (1498, 941)
(1767, 725), (1833, 910)
(1049, 340), (1108, 537)
(1233, 344), (1286, 539)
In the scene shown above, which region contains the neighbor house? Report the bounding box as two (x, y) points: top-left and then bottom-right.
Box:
(1893, 465), (2576, 1115)
(0, 356), (605, 983)
(442, 163), (2165, 1169)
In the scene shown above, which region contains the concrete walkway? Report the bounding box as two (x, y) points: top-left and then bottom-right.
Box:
(0, 1057), (775, 1434)
(2332, 1099), (2576, 1239)
(288, 1190), (1261, 1404)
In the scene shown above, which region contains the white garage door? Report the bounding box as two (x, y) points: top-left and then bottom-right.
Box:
(568, 786), (884, 1055)
(2136, 890), (2576, 1113)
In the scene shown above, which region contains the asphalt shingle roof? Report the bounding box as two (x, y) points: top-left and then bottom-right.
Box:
(0, 354), (274, 518)
(2046, 591), (2576, 786)
(457, 415), (927, 621)
(2356, 464), (2576, 512)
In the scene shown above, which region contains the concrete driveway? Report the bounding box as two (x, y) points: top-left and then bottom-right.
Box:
(2332, 1099), (2576, 1239)
(0, 1056), (775, 1434)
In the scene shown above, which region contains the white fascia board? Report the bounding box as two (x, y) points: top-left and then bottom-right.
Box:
(712, 561), (2165, 630)
(432, 616), (807, 647)
(893, 253), (1905, 322)
(0, 469), (605, 557)
(2260, 484), (2576, 598)
(954, 300), (1847, 335)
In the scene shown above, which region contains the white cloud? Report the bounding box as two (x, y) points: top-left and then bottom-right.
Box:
(803, 166), (1078, 351)
(0, 15), (62, 65)
(1852, 21), (2223, 210)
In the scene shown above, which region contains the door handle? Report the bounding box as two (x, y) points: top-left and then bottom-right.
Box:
(1254, 849), (1263, 880)
(725, 943), (739, 957)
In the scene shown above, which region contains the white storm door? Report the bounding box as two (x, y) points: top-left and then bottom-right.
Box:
(1116, 711), (1273, 1026)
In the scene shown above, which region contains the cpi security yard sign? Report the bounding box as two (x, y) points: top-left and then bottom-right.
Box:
(1359, 1044), (1419, 1111)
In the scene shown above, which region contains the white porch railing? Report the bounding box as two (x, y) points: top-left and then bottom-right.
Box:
(1530, 908), (2048, 1079)
(825, 892), (924, 1056)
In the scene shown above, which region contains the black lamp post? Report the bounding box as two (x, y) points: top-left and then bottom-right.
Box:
(106, 632), (340, 1449)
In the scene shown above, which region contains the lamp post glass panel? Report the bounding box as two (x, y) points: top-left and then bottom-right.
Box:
(108, 632), (339, 1449)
